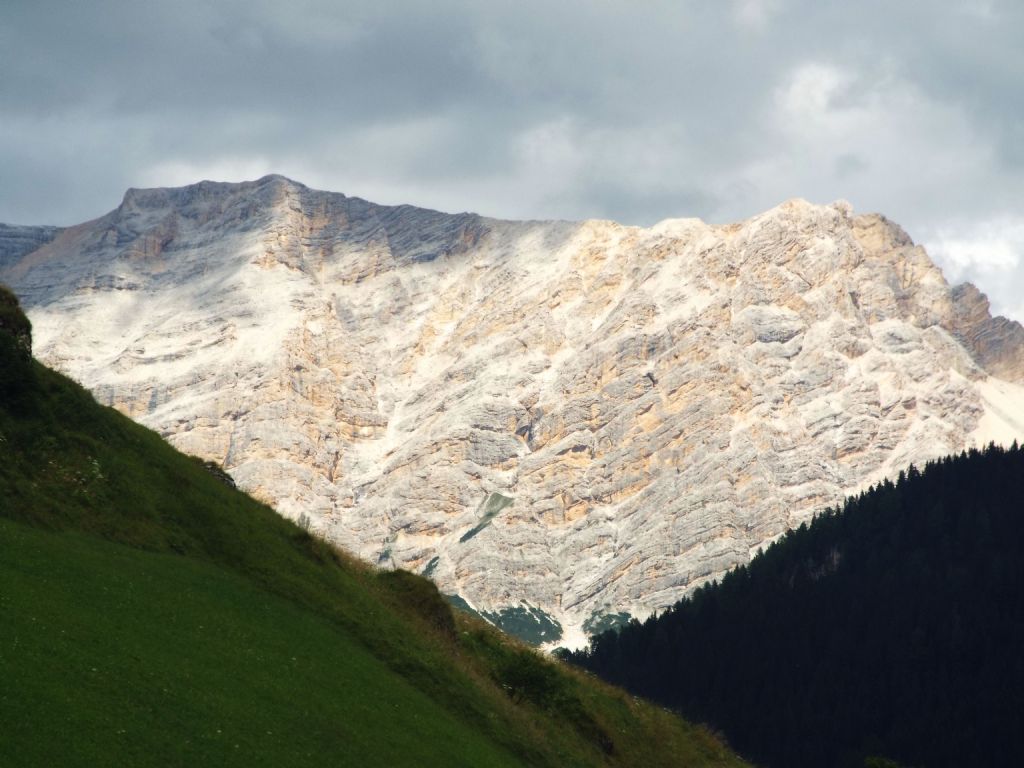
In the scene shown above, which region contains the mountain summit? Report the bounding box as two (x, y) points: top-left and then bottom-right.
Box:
(3, 175), (1023, 645)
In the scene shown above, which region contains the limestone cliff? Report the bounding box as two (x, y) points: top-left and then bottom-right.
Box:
(4, 175), (1023, 646)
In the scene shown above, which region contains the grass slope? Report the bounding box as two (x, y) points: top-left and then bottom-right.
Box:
(1, 518), (518, 768)
(0, 318), (745, 767)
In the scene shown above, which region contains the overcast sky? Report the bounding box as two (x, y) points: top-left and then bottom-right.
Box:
(2, 0), (1022, 320)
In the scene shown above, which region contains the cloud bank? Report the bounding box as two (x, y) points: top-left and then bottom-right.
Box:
(2, 0), (1022, 318)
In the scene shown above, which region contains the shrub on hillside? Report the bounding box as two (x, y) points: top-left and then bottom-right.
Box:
(377, 569), (457, 641)
(0, 284), (34, 398)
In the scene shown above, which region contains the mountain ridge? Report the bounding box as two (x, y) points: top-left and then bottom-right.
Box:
(3, 175), (1023, 646)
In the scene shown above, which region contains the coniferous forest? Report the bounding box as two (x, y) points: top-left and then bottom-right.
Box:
(566, 444), (1024, 768)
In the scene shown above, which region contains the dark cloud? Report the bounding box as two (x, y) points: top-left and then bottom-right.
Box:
(1, 0), (1022, 318)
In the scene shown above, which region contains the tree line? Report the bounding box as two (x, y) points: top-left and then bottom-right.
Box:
(566, 443), (1024, 767)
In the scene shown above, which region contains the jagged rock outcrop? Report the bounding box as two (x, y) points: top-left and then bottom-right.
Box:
(949, 282), (1024, 383)
(3, 176), (1023, 646)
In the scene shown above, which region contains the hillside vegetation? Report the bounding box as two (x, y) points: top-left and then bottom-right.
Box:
(569, 442), (1024, 767)
(0, 284), (744, 767)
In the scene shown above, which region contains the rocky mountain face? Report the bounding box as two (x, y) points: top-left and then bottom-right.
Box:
(949, 283), (1024, 383)
(4, 175), (1023, 646)
(0, 223), (62, 268)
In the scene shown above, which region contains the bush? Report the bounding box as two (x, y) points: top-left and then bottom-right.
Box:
(377, 569), (457, 641)
(0, 285), (34, 399)
(190, 456), (237, 489)
(0, 284), (31, 359)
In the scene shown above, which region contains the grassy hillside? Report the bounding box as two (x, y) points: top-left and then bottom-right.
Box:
(0, 286), (745, 768)
(569, 444), (1024, 768)
(1, 518), (522, 767)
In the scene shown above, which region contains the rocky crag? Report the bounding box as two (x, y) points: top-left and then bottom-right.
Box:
(4, 175), (1023, 646)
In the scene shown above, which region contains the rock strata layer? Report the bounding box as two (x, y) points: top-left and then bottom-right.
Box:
(4, 175), (1023, 646)
(0, 223), (62, 268)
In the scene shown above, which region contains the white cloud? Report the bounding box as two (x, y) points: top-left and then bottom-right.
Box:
(923, 220), (1024, 321)
(733, 0), (783, 28)
(958, 0), (996, 20)
(750, 58), (992, 219)
(774, 62), (857, 132)
(928, 222), (1023, 277)
(2, 1), (1023, 320)
(139, 158), (277, 189)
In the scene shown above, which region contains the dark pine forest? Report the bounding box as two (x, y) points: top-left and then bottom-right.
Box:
(567, 443), (1024, 768)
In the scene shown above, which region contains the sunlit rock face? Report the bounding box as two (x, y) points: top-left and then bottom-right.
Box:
(5, 175), (1024, 646)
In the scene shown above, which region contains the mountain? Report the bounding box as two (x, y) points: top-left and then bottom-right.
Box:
(3, 174), (1024, 646)
(0, 285), (744, 768)
(0, 223), (62, 266)
(566, 443), (1024, 768)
